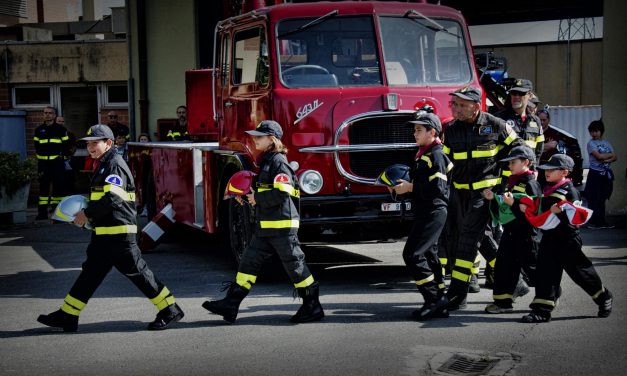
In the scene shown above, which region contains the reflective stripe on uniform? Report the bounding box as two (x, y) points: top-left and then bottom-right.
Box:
(591, 288), (605, 299)
(488, 258), (496, 268)
(60, 294), (86, 316)
(455, 258), (474, 269)
(274, 182), (300, 198)
(420, 155), (432, 168)
(452, 270), (471, 282)
(454, 177), (501, 190)
(415, 274), (435, 286)
(442, 145), (450, 154)
(504, 130), (518, 145)
(294, 275), (314, 288)
(502, 170), (512, 177)
(37, 155), (60, 160)
(150, 287), (176, 311)
(259, 219), (299, 229)
(429, 172), (447, 182)
(513, 185), (526, 193)
(94, 225), (138, 235)
(236, 272), (257, 290)
(493, 293), (513, 301)
(524, 140), (537, 148)
(536, 134), (545, 143)
(532, 298), (556, 307)
(446, 162), (454, 172)
(550, 193), (566, 201)
(90, 185), (136, 202)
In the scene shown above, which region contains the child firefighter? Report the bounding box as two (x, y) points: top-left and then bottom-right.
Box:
(202, 120), (324, 324)
(390, 109), (452, 320)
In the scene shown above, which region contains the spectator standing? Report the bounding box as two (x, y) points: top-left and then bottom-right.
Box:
(537, 110), (584, 186)
(584, 120), (617, 229)
(166, 106), (190, 141)
(107, 111), (130, 141)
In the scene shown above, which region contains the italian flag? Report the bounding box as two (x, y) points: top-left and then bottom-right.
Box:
(519, 196), (593, 230)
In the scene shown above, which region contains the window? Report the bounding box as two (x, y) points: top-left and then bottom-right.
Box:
(277, 16), (381, 88)
(12, 86), (52, 108)
(232, 26), (268, 86)
(379, 17), (472, 86)
(103, 83), (128, 106)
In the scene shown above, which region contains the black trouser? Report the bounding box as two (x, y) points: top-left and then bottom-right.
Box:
(492, 227), (538, 307)
(530, 232), (605, 315)
(439, 189), (490, 297)
(403, 208), (447, 303)
(38, 159), (67, 215)
(239, 234), (312, 286)
(478, 222), (500, 271)
(68, 236), (165, 305)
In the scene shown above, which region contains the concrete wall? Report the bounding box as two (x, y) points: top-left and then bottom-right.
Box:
(602, 0), (627, 214)
(128, 0), (196, 138)
(475, 40), (603, 106)
(3, 40), (127, 83)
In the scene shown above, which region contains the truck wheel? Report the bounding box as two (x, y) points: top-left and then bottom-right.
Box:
(228, 198), (255, 264)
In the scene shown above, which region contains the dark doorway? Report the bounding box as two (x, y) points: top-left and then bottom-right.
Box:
(60, 86), (98, 137)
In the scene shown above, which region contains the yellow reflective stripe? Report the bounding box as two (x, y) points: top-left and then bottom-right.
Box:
(429, 172), (447, 182)
(524, 140), (537, 148)
(273, 182), (300, 198)
(61, 135), (69, 141)
(380, 172), (392, 186)
(471, 178), (501, 190)
(591, 288), (605, 299)
(37, 155), (60, 160)
(493, 293), (513, 300)
(536, 134), (545, 142)
(156, 295), (176, 311)
(65, 294), (86, 310)
(455, 259), (474, 269)
(420, 155), (432, 168)
(149, 287), (171, 304)
(228, 182), (244, 194)
(34, 137), (40, 141)
(488, 258), (496, 268)
(294, 275), (314, 288)
(258, 188), (271, 192)
(61, 303), (81, 316)
(438, 283), (446, 290)
(236, 272), (257, 290)
(532, 298), (555, 307)
(38, 139), (49, 144)
(415, 274), (435, 286)
(103, 184), (136, 201)
(439, 258), (448, 265)
(94, 225), (138, 235)
(49, 138), (62, 144)
(471, 148), (499, 158)
(446, 162), (454, 172)
(90, 192), (105, 200)
(259, 219), (299, 229)
(54, 207), (71, 221)
(504, 131), (518, 145)
(502, 170), (512, 177)
(453, 152), (468, 160)
(443, 145), (450, 154)
(513, 185), (526, 192)
(550, 193), (566, 201)
(452, 270), (471, 282)
(453, 182), (470, 189)
(39, 196), (50, 204)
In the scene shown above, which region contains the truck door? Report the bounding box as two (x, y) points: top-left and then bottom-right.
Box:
(222, 24), (271, 156)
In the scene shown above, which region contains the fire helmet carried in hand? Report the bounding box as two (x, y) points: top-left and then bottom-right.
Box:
(52, 195), (92, 229)
(224, 170), (257, 199)
(376, 164), (410, 187)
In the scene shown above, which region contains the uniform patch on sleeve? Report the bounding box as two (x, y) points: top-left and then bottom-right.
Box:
(105, 174), (123, 187)
(274, 173), (291, 184)
(479, 125), (492, 135)
(556, 189), (568, 194)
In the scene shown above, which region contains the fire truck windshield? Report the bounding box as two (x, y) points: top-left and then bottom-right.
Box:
(379, 16), (472, 86)
(277, 15), (472, 89)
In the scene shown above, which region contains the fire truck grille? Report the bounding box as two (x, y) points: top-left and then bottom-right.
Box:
(348, 115), (417, 178)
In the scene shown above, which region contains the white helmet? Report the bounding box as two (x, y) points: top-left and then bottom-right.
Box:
(52, 195), (91, 229)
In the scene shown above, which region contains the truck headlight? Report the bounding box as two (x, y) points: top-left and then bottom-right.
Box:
(299, 170), (323, 194)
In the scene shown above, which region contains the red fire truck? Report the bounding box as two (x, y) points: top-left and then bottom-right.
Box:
(129, 0), (483, 262)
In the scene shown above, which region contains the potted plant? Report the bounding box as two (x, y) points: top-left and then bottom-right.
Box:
(0, 152), (38, 213)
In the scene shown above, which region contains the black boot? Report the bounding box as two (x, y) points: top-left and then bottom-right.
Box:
(521, 310), (551, 323)
(37, 309), (78, 332)
(512, 276), (530, 302)
(595, 289), (613, 318)
(147, 303), (184, 330)
(445, 282), (468, 311)
(291, 282), (325, 323)
(202, 283), (249, 323)
(413, 295), (449, 321)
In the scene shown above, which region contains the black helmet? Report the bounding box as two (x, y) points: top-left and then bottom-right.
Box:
(376, 164), (410, 187)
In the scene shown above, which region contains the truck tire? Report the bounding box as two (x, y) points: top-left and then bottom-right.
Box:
(228, 198), (255, 264)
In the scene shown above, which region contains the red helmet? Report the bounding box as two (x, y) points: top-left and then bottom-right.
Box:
(224, 170), (256, 199)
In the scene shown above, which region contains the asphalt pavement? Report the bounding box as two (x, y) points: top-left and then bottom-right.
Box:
(0, 211), (625, 376)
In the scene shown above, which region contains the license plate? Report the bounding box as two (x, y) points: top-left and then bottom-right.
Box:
(381, 202), (411, 212)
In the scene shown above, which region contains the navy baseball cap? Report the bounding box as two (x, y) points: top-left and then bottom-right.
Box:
(509, 79), (533, 93)
(500, 145), (536, 164)
(537, 154), (575, 171)
(449, 86), (482, 103)
(245, 120), (283, 139)
(80, 124), (114, 141)
(406, 112), (442, 135)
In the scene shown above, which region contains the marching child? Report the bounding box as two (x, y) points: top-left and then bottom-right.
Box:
(520, 154), (613, 323)
(391, 110), (452, 320)
(202, 120), (324, 323)
(482, 146), (542, 314)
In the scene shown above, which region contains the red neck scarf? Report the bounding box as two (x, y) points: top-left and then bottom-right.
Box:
(507, 170), (534, 191)
(416, 138), (442, 159)
(543, 178), (571, 196)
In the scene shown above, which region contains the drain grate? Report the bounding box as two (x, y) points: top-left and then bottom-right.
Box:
(436, 353), (500, 376)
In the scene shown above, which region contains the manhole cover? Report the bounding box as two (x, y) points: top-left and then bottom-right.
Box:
(436, 353), (500, 376)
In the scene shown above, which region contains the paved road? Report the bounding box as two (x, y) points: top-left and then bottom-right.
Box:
(1, 217), (625, 375)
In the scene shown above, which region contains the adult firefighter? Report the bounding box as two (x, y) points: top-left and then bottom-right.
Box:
(33, 106), (71, 220)
(37, 124), (184, 332)
(440, 86), (521, 311)
(203, 120), (324, 324)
